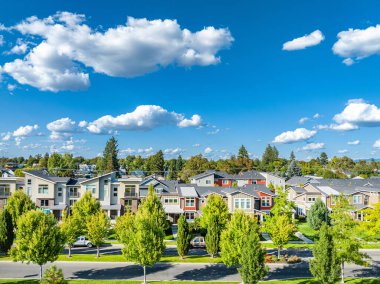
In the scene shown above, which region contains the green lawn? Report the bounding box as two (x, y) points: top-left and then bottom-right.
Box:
(296, 221), (319, 242)
(0, 278), (379, 284)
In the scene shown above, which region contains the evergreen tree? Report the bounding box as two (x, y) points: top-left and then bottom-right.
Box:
(10, 210), (65, 280)
(286, 160), (302, 177)
(38, 153), (49, 169)
(307, 199), (329, 230)
(41, 265), (66, 284)
(86, 211), (110, 257)
(166, 159), (177, 180)
(330, 195), (369, 283)
(0, 209), (14, 254)
(309, 223), (340, 284)
(206, 214), (220, 258)
(238, 145), (249, 159)
(103, 136), (120, 173)
(176, 155), (185, 173)
(5, 190), (35, 227)
(238, 229), (267, 284)
(319, 152), (328, 167)
(177, 214), (191, 259)
(289, 151), (296, 161)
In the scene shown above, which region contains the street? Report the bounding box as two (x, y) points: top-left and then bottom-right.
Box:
(0, 250), (379, 281)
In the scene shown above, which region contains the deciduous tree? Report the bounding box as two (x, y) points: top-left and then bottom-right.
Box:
(200, 194), (229, 230)
(86, 211), (110, 257)
(71, 191), (101, 233)
(60, 210), (81, 257)
(5, 190), (35, 227)
(10, 210), (65, 280)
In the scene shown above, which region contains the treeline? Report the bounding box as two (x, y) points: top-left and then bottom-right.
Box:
(1, 138), (379, 180)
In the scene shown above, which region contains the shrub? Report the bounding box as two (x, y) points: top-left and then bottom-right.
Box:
(287, 255), (301, 263)
(41, 265), (66, 284)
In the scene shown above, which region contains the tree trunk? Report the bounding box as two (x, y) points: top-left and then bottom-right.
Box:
(143, 265), (147, 284)
(278, 247), (281, 260)
(96, 245), (100, 258)
(40, 265), (43, 281)
(341, 262), (345, 284)
(68, 246), (72, 257)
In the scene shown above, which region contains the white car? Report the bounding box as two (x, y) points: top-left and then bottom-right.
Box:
(73, 236), (93, 248)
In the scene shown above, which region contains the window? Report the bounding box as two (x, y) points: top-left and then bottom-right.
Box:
(353, 195), (362, 204)
(69, 199), (77, 207)
(38, 185), (49, 194)
(113, 187), (118, 197)
(164, 198), (179, 205)
(57, 187), (62, 197)
(185, 198), (195, 207)
(234, 198), (252, 209)
(222, 180), (229, 185)
(0, 184), (10, 197)
(125, 199), (132, 208)
(307, 197), (316, 202)
(40, 199), (49, 207)
(27, 187), (32, 196)
(331, 196), (337, 205)
(27, 179), (31, 185)
(261, 196), (271, 207)
(104, 179), (109, 185)
(185, 212), (195, 220)
(86, 184), (96, 194)
(205, 180), (211, 185)
(125, 186), (136, 197)
(69, 187), (79, 198)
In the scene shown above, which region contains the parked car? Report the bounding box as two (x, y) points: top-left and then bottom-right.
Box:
(73, 236), (93, 248)
(190, 236), (205, 248)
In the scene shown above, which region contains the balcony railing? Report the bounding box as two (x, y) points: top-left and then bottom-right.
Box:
(124, 192), (138, 198)
(0, 193), (10, 198)
(69, 192), (80, 198)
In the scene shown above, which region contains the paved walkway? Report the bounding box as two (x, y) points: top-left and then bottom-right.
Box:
(295, 232), (314, 244)
(261, 233), (273, 243)
(171, 225), (178, 240)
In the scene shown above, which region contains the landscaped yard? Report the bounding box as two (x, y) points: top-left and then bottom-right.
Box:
(296, 221), (319, 242)
(0, 278), (379, 284)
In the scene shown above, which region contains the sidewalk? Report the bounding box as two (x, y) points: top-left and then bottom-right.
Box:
(294, 232), (314, 244)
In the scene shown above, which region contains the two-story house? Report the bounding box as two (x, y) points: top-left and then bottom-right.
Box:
(0, 175), (24, 209)
(190, 170), (266, 187)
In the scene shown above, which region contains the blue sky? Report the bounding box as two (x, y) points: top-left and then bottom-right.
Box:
(1, 0), (380, 160)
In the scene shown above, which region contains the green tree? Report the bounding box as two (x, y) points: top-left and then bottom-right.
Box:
(5, 190), (36, 227)
(263, 214), (296, 259)
(330, 195), (369, 283)
(270, 187), (295, 217)
(166, 159), (177, 180)
(238, 228), (267, 284)
(176, 214), (191, 259)
(60, 210), (81, 257)
(200, 194), (229, 230)
(86, 211), (110, 257)
(289, 151), (296, 161)
(39, 153), (50, 169)
(179, 155), (209, 182)
(360, 200), (380, 240)
(10, 210), (65, 280)
(71, 191), (101, 233)
(307, 198), (329, 230)
(48, 153), (64, 175)
(206, 214), (220, 258)
(103, 136), (120, 173)
(220, 211), (258, 267)
(319, 152), (328, 166)
(0, 209), (14, 254)
(41, 265), (66, 284)
(117, 189), (165, 283)
(309, 223), (340, 284)
(286, 160), (302, 177)
(145, 150), (165, 175)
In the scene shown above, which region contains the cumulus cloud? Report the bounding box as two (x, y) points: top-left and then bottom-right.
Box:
(333, 25), (380, 64)
(302, 142), (325, 151)
(6, 39), (29, 55)
(299, 117), (309, 125)
(0, 35), (4, 46)
(84, 105), (202, 134)
(1, 12), (233, 91)
(338, 149), (349, 154)
(273, 128), (317, 144)
(348, 140), (360, 145)
(13, 124), (39, 137)
(313, 113), (321, 119)
(282, 30), (324, 51)
(207, 128), (220, 135)
(47, 117), (83, 140)
(374, 139), (380, 149)
(204, 147), (213, 154)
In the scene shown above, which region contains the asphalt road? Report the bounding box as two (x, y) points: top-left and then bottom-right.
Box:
(0, 250), (379, 281)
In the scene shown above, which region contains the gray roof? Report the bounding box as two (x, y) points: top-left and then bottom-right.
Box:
(191, 170), (266, 181)
(289, 186), (307, 194)
(24, 170), (71, 183)
(286, 176), (319, 186)
(242, 184), (276, 196)
(178, 186), (198, 197)
(232, 170), (265, 180)
(190, 170), (231, 180)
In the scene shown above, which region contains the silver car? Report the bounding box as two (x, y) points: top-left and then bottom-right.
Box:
(190, 236), (206, 248)
(73, 236), (93, 248)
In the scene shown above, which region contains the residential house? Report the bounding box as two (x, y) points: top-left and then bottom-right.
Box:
(260, 172), (286, 189)
(190, 170), (266, 187)
(0, 176), (24, 209)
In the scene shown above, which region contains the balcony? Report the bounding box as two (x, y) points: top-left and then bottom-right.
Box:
(69, 192), (81, 198)
(124, 192), (138, 198)
(0, 193), (10, 198)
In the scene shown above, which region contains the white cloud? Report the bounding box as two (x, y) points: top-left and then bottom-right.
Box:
(332, 99), (380, 129)
(1, 12), (233, 92)
(193, 143), (201, 147)
(7, 84), (17, 91)
(137, 147), (154, 156)
(85, 105), (202, 134)
(163, 148), (184, 155)
(204, 147), (213, 154)
(302, 142), (325, 151)
(207, 128), (220, 135)
(273, 128), (317, 144)
(338, 149), (349, 154)
(47, 117), (82, 140)
(14, 137), (23, 147)
(298, 117), (309, 125)
(13, 124), (39, 137)
(177, 115), (202, 128)
(333, 25), (380, 64)
(7, 39), (29, 55)
(348, 140), (360, 145)
(0, 35), (4, 46)
(1, 132), (12, 141)
(282, 30), (324, 51)
(120, 148), (136, 155)
(313, 113), (321, 119)
(373, 139), (380, 149)
(22, 143), (41, 150)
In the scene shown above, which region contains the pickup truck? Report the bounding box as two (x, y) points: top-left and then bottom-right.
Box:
(73, 236), (93, 248)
